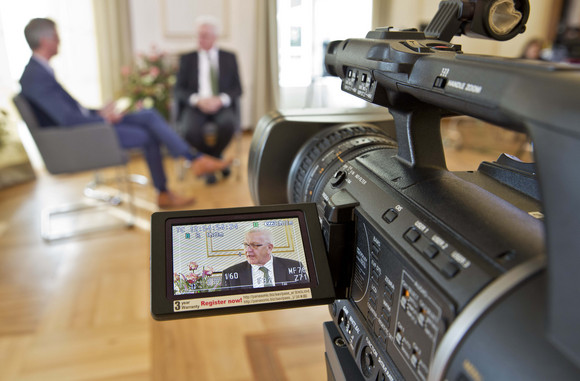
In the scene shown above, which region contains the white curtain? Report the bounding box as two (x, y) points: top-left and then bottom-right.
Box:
(372, 0), (392, 29)
(252, 0), (280, 126)
(93, 0), (134, 102)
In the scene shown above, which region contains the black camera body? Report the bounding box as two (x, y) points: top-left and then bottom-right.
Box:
(247, 2), (580, 380)
(151, 1), (580, 379)
(248, 107), (554, 380)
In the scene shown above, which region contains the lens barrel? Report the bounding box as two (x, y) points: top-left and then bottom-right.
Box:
(288, 123), (397, 205)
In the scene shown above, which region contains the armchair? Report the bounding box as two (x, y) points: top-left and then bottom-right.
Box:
(13, 94), (146, 241)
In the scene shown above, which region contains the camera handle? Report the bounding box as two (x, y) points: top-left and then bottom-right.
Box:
(424, 0), (530, 42)
(389, 105), (447, 169)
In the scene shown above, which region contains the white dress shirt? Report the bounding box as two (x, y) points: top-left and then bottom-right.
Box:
(188, 46), (231, 108)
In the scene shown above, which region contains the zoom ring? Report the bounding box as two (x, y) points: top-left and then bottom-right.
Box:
(289, 124), (397, 204)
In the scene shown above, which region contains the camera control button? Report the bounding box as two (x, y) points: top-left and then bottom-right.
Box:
(403, 40), (432, 53)
(411, 353), (419, 368)
(382, 208), (398, 223)
(404, 227), (421, 243)
(440, 262), (460, 278)
(362, 346), (375, 376)
(428, 43), (461, 52)
(417, 310), (426, 327)
(384, 287), (394, 305)
(423, 244), (439, 259)
(395, 330), (403, 345)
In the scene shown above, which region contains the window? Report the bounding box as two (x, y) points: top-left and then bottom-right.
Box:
(277, 0), (373, 109)
(0, 0), (100, 108)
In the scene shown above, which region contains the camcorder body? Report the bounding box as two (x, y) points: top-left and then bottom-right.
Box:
(151, 1), (580, 380)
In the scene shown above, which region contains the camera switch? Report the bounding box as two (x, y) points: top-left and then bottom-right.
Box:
(428, 43), (461, 52)
(362, 346), (375, 376)
(411, 352), (419, 368)
(382, 208), (398, 223)
(433, 76), (447, 89)
(395, 330), (403, 345)
(381, 309), (391, 329)
(331, 170), (347, 187)
(404, 227), (421, 243)
(417, 309), (426, 327)
(384, 287), (394, 304)
(440, 261), (460, 278)
(402, 40), (432, 53)
(423, 244), (439, 259)
(400, 288), (410, 310)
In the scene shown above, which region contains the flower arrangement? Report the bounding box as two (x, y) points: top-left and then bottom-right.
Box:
(174, 261), (220, 294)
(120, 47), (176, 121)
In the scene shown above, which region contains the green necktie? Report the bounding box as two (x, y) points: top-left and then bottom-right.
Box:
(259, 266), (273, 287)
(210, 64), (219, 95)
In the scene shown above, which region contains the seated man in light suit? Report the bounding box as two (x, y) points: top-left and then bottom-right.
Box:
(174, 16), (242, 185)
(221, 228), (309, 289)
(19, 18), (231, 209)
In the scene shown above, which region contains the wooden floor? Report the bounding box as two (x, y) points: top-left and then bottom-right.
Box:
(0, 125), (531, 381)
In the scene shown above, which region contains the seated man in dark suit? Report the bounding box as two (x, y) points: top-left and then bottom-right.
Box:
(19, 18), (231, 208)
(221, 228), (309, 289)
(174, 16), (242, 184)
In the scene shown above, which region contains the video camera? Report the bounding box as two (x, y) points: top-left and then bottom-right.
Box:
(151, 0), (580, 379)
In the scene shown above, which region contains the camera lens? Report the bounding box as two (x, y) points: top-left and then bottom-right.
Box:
(287, 123), (397, 205)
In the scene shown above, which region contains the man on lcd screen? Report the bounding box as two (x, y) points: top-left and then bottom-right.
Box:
(221, 228), (308, 289)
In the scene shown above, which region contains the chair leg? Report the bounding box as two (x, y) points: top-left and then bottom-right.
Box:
(40, 166), (141, 242)
(40, 200), (133, 241)
(120, 166), (137, 227)
(234, 130), (243, 182)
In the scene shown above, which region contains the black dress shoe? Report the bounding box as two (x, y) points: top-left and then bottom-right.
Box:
(205, 174), (218, 185)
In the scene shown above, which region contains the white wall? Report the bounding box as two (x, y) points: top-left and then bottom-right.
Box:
(0, 19), (16, 112)
(128, 0), (257, 128)
(0, 0), (100, 109)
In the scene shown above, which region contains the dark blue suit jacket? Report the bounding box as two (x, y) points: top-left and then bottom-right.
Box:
(19, 57), (103, 127)
(221, 256), (309, 289)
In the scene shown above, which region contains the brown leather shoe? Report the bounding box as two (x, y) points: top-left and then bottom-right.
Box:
(157, 191), (195, 209)
(191, 155), (233, 177)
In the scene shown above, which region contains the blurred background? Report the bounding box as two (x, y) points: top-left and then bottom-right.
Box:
(0, 0), (576, 379)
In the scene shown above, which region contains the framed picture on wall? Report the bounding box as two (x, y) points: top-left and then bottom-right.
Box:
(162, 0), (229, 38)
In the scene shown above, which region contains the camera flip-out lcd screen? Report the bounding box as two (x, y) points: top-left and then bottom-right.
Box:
(151, 203), (335, 320)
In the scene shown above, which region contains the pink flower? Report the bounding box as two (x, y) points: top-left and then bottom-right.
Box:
(186, 272), (200, 284)
(121, 66), (131, 77)
(188, 261), (198, 271)
(203, 267), (214, 277)
(149, 66), (160, 78)
(174, 273), (181, 282)
(148, 45), (161, 62)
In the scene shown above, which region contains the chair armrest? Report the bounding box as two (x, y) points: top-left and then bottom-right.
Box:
(33, 123), (128, 174)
